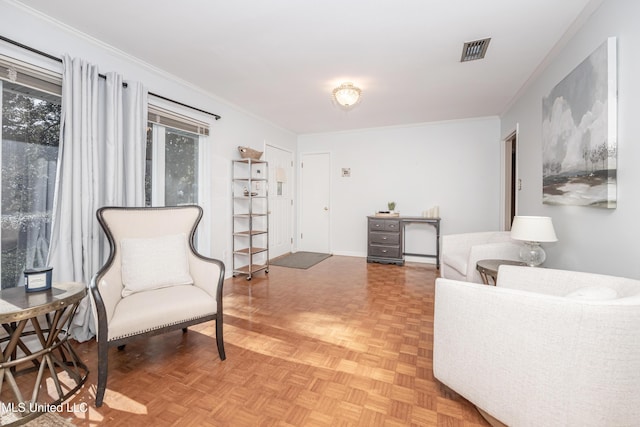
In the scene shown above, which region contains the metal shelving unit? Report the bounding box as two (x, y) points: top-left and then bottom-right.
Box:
(232, 159), (269, 280)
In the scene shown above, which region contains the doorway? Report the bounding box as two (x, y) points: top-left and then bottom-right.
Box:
(503, 131), (517, 230)
(265, 144), (294, 259)
(299, 152), (331, 253)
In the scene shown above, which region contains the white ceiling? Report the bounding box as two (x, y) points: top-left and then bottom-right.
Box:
(16, 0), (599, 134)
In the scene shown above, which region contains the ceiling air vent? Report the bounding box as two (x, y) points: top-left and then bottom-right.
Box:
(460, 38), (491, 62)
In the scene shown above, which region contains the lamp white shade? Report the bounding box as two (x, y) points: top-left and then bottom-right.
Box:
(510, 216), (557, 242)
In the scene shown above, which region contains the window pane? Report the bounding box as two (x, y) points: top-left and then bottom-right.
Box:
(1, 81), (60, 289)
(145, 124), (200, 207)
(164, 128), (198, 206)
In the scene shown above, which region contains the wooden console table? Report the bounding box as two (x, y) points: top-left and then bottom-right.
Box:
(367, 216), (441, 268)
(400, 217), (441, 268)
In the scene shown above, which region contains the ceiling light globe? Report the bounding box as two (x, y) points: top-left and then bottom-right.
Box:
(332, 82), (361, 108)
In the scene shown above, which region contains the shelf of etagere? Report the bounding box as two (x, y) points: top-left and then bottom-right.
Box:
(233, 247), (268, 255)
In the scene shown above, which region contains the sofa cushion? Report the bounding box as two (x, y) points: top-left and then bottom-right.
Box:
(120, 233), (193, 297)
(108, 285), (216, 340)
(565, 286), (619, 301)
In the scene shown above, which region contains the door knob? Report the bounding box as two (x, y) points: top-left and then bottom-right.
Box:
(324, 207), (329, 211)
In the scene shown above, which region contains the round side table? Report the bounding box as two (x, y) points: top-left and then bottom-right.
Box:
(0, 282), (89, 424)
(476, 259), (527, 285)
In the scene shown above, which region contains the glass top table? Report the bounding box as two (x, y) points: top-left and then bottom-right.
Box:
(0, 282), (89, 424)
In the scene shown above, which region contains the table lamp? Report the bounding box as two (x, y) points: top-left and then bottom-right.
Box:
(510, 216), (557, 267)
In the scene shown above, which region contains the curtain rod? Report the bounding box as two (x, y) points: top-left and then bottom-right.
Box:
(0, 35), (221, 120)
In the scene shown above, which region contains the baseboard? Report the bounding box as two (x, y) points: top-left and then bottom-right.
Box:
(328, 251), (437, 266)
(330, 251), (365, 257)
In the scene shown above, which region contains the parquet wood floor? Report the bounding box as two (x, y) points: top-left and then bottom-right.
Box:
(34, 256), (489, 426)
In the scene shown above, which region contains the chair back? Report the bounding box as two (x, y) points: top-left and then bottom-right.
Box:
(92, 206), (203, 326)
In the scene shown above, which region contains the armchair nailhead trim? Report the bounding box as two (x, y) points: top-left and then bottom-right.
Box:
(109, 314), (214, 342)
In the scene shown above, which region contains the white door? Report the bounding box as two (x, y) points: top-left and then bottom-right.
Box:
(299, 152), (330, 253)
(265, 145), (294, 259)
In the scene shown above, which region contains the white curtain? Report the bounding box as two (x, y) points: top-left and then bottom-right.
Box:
(24, 157), (52, 269)
(104, 72), (147, 206)
(47, 55), (147, 342)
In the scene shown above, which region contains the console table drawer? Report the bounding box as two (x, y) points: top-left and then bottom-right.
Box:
(369, 219), (400, 231)
(368, 245), (401, 259)
(370, 231), (400, 245)
(367, 216), (403, 265)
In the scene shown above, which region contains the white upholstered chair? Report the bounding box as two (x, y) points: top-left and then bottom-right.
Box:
(434, 265), (640, 426)
(90, 206), (225, 407)
(440, 231), (520, 283)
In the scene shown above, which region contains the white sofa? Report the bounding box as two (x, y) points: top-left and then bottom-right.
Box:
(440, 231), (520, 283)
(433, 265), (640, 426)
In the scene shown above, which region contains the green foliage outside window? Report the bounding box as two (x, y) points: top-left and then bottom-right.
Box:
(1, 83), (61, 288)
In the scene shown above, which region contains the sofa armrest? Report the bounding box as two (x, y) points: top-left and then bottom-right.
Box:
(433, 278), (640, 426)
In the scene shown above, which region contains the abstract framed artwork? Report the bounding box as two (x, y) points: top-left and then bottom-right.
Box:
(542, 37), (617, 208)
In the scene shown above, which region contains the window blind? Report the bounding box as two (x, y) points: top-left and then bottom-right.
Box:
(148, 104), (210, 136)
(0, 54), (62, 96)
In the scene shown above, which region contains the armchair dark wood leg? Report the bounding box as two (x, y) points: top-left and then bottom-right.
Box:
(117, 345), (125, 351)
(215, 317), (226, 360)
(182, 328), (188, 333)
(96, 341), (108, 407)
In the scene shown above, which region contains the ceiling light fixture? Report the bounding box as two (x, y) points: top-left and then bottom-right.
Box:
(332, 82), (362, 109)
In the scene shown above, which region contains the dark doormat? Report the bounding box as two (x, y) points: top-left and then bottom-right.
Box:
(270, 252), (332, 269)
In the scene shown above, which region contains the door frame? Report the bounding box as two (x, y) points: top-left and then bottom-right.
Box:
(297, 151), (331, 253)
(501, 125), (519, 230)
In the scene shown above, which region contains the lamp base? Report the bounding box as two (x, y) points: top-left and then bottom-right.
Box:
(519, 241), (546, 267)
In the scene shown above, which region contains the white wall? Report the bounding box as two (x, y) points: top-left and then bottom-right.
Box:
(298, 117), (502, 261)
(0, 2), (297, 275)
(12, 1), (635, 277)
(501, 0), (640, 278)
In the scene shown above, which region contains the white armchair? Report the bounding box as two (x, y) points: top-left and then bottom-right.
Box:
(433, 265), (640, 426)
(440, 231), (520, 283)
(90, 206), (226, 407)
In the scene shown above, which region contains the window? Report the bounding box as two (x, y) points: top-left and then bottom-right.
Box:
(145, 124), (199, 206)
(145, 103), (212, 252)
(0, 61), (61, 289)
